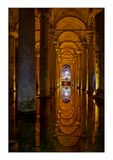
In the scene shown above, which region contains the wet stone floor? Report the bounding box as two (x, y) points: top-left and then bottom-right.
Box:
(9, 86), (104, 152)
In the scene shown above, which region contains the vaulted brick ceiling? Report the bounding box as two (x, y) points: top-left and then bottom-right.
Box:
(9, 8), (103, 66)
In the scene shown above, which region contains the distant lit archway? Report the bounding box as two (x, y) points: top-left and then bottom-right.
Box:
(62, 64), (71, 84)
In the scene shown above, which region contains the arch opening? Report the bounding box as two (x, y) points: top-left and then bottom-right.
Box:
(62, 64), (71, 86)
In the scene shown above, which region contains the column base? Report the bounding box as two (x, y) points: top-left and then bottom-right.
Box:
(86, 88), (94, 96)
(92, 89), (104, 99)
(81, 88), (86, 92)
(9, 127), (18, 151)
(91, 89), (104, 106)
(77, 86), (81, 90)
(35, 94), (40, 98)
(84, 89), (88, 93)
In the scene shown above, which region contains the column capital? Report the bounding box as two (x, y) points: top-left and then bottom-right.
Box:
(40, 8), (51, 22)
(76, 50), (82, 55)
(87, 16), (95, 29)
(82, 37), (87, 47)
(49, 24), (56, 40)
(55, 48), (60, 56)
(85, 31), (94, 45)
(54, 41), (61, 49)
(35, 8), (41, 18)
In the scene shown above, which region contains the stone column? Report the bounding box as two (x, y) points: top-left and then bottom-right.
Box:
(55, 45), (60, 88)
(9, 34), (17, 144)
(55, 53), (58, 89)
(49, 24), (56, 95)
(71, 62), (75, 86)
(35, 44), (40, 149)
(86, 48), (89, 92)
(35, 43), (40, 97)
(94, 10), (104, 98)
(80, 53), (82, 90)
(35, 97), (40, 150)
(73, 59), (77, 87)
(92, 34), (97, 92)
(76, 55), (79, 88)
(86, 32), (94, 94)
(18, 9), (35, 111)
(53, 42), (57, 90)
(82, 39), (87, 91)
(40, 9), (51, 97)
(95, 47), (99, 90)
(58, 59), (61, 88)
(77, 52), (82, 89)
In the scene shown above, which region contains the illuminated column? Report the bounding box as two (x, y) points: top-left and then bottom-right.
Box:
(35, 43), (40, 96)
(82, 38), (87, 91)
(58, 51), (61, 87)
(73, 59), (77, 86)
(55, 44), (60, 88)
(86, 32), (94, 94)
(35, 44), (40, 150)
(93, 11), (104, 98)
(55, 53), (59, 89)
(95, 47), (100, 90)
(76, 55), (79, 87)
(76, 56), (79, 87)
(40, 9), (51, 97)
(80, 53), (82, 90)
(49, 25), (56, 95)
(77, 51), (82, 89)
(9, 33), (17, 144)
(53, 43), (56, 89)
(70, 64), (73, 85)
(18, 9), (35, 111)
(35, 97), (40, 150)
(71, 61), (75, 86)
(92, 34), (97, 91)
(81, 50), (84, 90)
(86, 48), (88, 91)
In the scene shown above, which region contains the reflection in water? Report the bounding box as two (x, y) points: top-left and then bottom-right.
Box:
(54, 86), (104, 151)
(10, 85), (104, 152)
(62, 65), (71, 82)
(35, 97), (40, 151)
(62, 86), (71, 103)
(55, 86), (82, 149)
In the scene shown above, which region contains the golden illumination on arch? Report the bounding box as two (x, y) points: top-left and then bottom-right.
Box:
(56, 16), (86, 30)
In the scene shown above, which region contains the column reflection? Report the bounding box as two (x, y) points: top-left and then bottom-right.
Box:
(54, 85), (104, 151)
(55, 86), (83, 151)
(35, 85), (104, 151)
